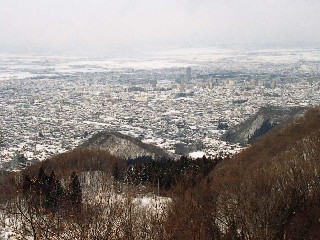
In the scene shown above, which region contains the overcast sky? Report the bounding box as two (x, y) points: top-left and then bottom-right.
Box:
(0, 0), (319, 56)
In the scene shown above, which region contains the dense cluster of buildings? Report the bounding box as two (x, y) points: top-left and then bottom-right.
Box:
(0, 51), (319, 170)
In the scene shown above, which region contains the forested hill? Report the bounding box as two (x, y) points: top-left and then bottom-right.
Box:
(170, 106), (320, 239)
(221, 105), (305, 145)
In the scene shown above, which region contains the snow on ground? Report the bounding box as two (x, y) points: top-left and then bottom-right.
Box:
(0, 214), (19, 240)
(83, 120), (111, 127)
(81, 172), (172, 216)
(133, 195), (172, 215)
(189, 151), (206, 159)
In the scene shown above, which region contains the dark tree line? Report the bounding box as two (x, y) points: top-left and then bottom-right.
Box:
(22, 166), (82, 213)
(125, 155), (222, 191)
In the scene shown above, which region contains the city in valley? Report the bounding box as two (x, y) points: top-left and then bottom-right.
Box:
(1, 48), (320, 170)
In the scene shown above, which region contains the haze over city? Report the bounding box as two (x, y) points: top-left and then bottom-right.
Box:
(1, 0), (320, 56)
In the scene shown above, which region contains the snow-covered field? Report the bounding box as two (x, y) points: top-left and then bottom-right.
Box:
(1, 47), (319, 79)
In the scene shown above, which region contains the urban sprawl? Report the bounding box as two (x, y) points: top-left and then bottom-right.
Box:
(0, 49), (319, 170)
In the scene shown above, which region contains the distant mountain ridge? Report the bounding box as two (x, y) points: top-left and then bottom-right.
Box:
(221, 105), (306, 145)
(81, 131), (176, 160)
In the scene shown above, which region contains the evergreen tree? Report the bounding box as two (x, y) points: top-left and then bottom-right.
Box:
(46, 171), (57, 210)
(112, 163), (121, 181)
(22, 174), (31, 194)
(37, 166), (48, 192)
(69, 172), (82, 208)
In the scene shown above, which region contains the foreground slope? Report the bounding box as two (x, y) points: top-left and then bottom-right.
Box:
(167, 107), (320, 239)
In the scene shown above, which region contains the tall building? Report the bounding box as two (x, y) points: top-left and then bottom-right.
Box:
(185, 67), (191, 83)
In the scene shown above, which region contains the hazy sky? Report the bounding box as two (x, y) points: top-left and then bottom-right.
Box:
(0, 0), (319, 56)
